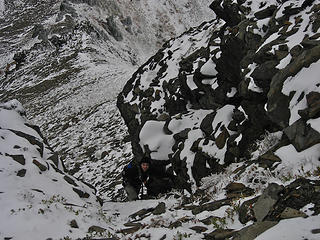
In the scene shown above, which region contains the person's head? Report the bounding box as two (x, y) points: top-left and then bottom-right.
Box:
(140, 157), (151, 172)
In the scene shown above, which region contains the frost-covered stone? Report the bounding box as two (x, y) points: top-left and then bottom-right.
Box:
(118, 0), (320, 192)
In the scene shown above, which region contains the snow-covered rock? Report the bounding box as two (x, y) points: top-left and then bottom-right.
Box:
(117, 0), (320, 190)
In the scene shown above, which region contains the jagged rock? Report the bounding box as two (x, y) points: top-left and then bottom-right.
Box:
(117, 226), (140, 235)
(200, 112), (216, 136)
(283, 119), (320, 152)
(254, 5), (277, 19)
(253, 183), (284, 222)
(239, 196), (259, 224)
(123, 222), (143, 228)
(200, 216), (225, 225)
(192, 152), (210, 186)
(266, 178), (320, 220)
(209, 0), (242, 27)
(169, 220), (182, 229)
(157, 113), (170, 121)
(9, 129), (45, 157)
(32, 159), (47, 171)
(47, 152), (63, 170)
(129, 208), (154, 220)
(232, 221), (278, 240)
(225, 182), (254, 199)
(204, 229), (236, 240)
(311, 229), (320, 234)
(88, 225), (106, 233)
(6, 154), (25, 165)
(117, 0), (320, 195)
(280, 207), (307, 219)
(70, 219), (79, 228)
(72, 188), (90, 198)
(190, 226), (208, 233)
(267, 45), (320, 128)
(301, 91), (320, 119)
(64, 175), (78, 186)
(257, 152), (282, 169)
(192, 198), (231, 215)
(251, 60), (279, 92)
(16, 169), (27, 177)
(215, 127), (229, 149)
(152, 202), (166, 215)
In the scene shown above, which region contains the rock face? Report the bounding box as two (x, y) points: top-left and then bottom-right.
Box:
(117, 0), (320, 190)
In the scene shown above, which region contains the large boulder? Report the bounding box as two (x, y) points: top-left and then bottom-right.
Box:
(117, 0), (320, 191)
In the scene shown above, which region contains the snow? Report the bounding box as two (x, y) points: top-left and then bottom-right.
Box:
(256, 215), (320, 240)
(186, 75), (198, 90)
(200, 58), (217, 76)
(211, 105), (235, 138)
(277, 53), (292, 69)
(2, 0), (320, 239)
(282, 61), (320, 125)
(227, 87), (237, 97)
(246, 63), (264, 93)
(0, 0), (4, 17)
(139, 120), (175, 160)
(275, 143), (320, 179)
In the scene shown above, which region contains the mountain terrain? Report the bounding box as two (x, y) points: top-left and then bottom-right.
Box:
(1, 0), (320, 239)
(0, 0), (214, 200)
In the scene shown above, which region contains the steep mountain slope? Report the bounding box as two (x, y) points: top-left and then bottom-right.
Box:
(0, 0), (214, 199)
(0, 100), (111, 240)
(2, 0), (320, 239)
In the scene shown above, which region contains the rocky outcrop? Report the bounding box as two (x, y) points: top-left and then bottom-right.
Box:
(117, 0), (320, 191)
(0, 100), (109, 239)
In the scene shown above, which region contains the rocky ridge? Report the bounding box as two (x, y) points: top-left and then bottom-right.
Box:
(1, 0), (320, 239)
(118, 0), (320, 190)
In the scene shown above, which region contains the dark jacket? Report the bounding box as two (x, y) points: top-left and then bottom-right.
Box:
(122, 160), (174, 195)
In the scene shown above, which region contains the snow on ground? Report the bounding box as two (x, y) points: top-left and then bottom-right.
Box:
(1, 0), (320, 239)
(256, 215), (320, 240)
(0, 0), (4, 17)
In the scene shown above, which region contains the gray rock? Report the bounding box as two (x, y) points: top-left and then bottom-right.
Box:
(253, 183), (284, 222)
(6, 154), (25, 165)
(72, 188), (90, 198)
(16, 169), (27, 177)
(268, 45), (320, 128)
(189, 226), (208, 233)
(251, 60), (279, 91)
(88, 225), (106, 233)
(32, 159), (47, 171)
(204, 229), (236, 240)
(283, 119), (320, 152)
(254, 5), (277, 19)
(192, 198), (231, 215)
(70, 219), (79, 228)
(239, 196), (259, 224)
(280, 207), (307, 219)
(153, 202), (166, 215)
(233, 221), (278, 240)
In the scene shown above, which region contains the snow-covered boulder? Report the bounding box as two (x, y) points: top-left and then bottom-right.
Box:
(117, 0), (320, 191)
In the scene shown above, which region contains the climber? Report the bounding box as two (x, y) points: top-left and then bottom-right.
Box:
(122, 156), (174, 201)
